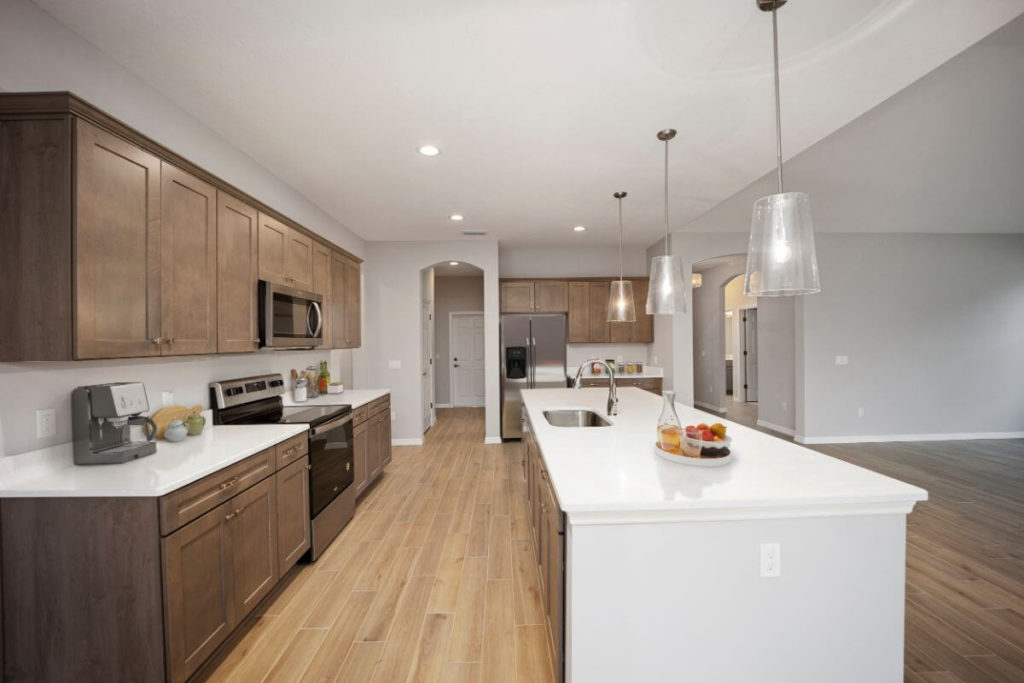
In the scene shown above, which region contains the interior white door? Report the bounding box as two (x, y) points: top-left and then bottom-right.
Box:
(452, 313), (486, 407)
(422, 300), (435, 431)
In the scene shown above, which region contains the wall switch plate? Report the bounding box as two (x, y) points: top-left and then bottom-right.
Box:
(36, 408), (56, 439)
(162, 391), (174, 406)
(388, 360), (402, 370)
(391, 410), (396, 420)
(857, 407), (865, 418)
(760, 542), (781, 578)
(835, 355), (849, 366)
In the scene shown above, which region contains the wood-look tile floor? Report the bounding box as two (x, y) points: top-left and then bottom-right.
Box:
(201, 408), (1024, 683)
(201, 408), (554, 683)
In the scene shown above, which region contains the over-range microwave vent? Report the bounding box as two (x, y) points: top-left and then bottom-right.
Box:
(461, 229), (487, 236)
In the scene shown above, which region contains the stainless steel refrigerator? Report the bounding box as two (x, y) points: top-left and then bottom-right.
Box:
(500, 313), (567, 439)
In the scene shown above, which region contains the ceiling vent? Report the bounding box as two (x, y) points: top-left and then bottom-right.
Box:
(461, 229), (487, 236)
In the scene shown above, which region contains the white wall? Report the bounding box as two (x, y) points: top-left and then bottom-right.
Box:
(363, 241), (500, 443)
(500, 245), (649, 278)
(0, 0), (365, 258)
(0, 350), (349, 457)
(434, 276), (485, 405)
(799, 233), (1024, 441)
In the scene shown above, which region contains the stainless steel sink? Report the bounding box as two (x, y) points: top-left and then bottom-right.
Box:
(543, 409), (612, 428)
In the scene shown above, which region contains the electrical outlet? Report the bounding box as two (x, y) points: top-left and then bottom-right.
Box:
(162, 391), (174, 406)
(36, 408), (56, 439)
(760, 542), (781, 578)
(835, 355), (849, 366)
(388, 360), (402, 370)
(857, 407), (865, 418)
(391, 410), (396, 420)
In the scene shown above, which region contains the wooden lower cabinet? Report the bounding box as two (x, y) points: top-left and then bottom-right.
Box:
(581, 376), (663, 394)
(228, 477), (279, 618)
(277, 457), (311, 569)
(353, 419), (370, 495)
(353, 395), (392, 497)
(524, 422), (565, 682)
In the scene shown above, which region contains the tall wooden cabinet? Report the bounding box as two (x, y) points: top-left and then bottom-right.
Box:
(312, 241), (332, 346)
(0, 92), (363, 361)
(331, 250), (362, 349)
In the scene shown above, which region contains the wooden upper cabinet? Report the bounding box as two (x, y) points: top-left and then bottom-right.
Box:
(160, 163), (217, 356)
(632, 279), (654, 343)
(567, 282), (589, 343)
(217, 192), (260, 353)
(344, 257), (361, 348)
(74, 118), (162, 359)
(285, 229), (314, 291)
(257, 212), (288, 285)
(587, 282), (610, 343)
(313, 241), (332, 346)
(501, 282), (534, 312)
(534, 281), (568, 312)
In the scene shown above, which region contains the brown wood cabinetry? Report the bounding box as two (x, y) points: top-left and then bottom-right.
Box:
(587, 281), (611, 343)
(217, 192), (260, 352)
(276, 457), (311, 569)
(160, 162), (218, 355)
(353, 419), (369, 495)
(556, 279), (654, 344)
(353, 394), (392, 497)
(330, 250), (362, 349)
(567, 282), (589, 342)
(581, 376), (662, 394)
(227, 476), (279, 618)
(75, 118), (163, 359)
(501, 280), (569, 313)
(0, 92), (362, 360)
(313, 241), (332, 346)
(501, 281), (535, 312)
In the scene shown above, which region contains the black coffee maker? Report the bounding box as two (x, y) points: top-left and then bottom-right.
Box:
(71, 383), (158, 465)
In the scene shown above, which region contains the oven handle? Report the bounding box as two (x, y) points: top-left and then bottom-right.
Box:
(311, 412), (353, 436)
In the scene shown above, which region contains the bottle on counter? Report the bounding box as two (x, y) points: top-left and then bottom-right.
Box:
(306, 365), (320, 397)
(318, 361), (330, 394)
(657, 390), (683, 454)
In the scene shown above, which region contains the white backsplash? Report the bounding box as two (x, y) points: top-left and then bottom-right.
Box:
(0, 349), (354, 458)
(566, 344), (650, 374)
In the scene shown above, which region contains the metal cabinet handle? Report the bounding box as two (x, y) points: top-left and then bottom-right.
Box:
(225, 511), (236, 520)
(165, 337), (174, 345)
(150, 337), (164, 344)
(219, 476), (239, 490)
(305, 463), (312, 470)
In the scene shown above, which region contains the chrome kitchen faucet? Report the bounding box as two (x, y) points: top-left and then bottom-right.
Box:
(572, 359), (618, 416)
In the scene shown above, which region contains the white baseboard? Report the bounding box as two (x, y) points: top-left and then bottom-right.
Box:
(434, 403), (452, 409)
(484, 436), (502, 445)
(694, 401), (727, 415)
(756, 419), (796, 437)
(392, 437), (423, 447)
(796, 431), (1024, 445)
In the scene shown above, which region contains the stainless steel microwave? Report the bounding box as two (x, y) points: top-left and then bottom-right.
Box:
(258, 280), (324, 348)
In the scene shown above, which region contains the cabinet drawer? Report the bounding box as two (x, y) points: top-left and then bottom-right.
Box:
(370, 398), (390, 418)
(352, 404), (369, 425)
(160, 448), (275, 535)
(276, 433), (308, 469)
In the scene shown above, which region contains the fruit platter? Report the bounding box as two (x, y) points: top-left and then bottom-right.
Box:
(654, 421), (734, 467)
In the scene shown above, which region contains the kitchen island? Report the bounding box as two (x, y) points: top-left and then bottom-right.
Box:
(521, 387), (926, 683)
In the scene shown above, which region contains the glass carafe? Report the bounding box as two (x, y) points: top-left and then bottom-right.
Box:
(657, 390), (683, 454)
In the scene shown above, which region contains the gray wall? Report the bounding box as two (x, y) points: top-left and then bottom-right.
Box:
(800, 233), (1024, 440)
(757, 297), (796, 434)
(434, 276), (485, 405)
(691, 258), (746, 412)
(500, 245), (649, 278)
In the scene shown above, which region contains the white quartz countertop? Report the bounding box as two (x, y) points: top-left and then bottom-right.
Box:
(0, 423), (308, 498)
(522, 388), (927, 524)
(283, 388), (390, 408)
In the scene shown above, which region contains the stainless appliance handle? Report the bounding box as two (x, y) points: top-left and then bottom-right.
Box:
(307, 301), (323, 337)
(311, 413), (353, 436)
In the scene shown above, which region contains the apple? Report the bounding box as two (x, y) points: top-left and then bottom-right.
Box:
(697, 423), (709, 431)
(701, 429), (714, 441)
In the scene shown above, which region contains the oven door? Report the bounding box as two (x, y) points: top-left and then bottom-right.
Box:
(308, 413), (354, 517)
(259, 280), (324, 348)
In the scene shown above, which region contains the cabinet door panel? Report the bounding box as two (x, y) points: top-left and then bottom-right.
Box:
(330, 250), (348, 348)
(501, 282), (534, 312)
(632, 279), (653, 343)
(75, 118), (161, 359)
(368, 417), (382, 480)
(381, 411), (392, 468)
(161, 162), (217, 355)
(276, 456), (311, 570)
(567, 283), (589, 343)
(285, 229), (313, 290)
(353, 420), (369, 495)
(257, 212), (288, 284)
(217, 193), (259, 352)
(313, 241), (332, 347)
(608, 321), (632, 343)
(344, 259), (361, 347)
(229, 476), (279, 619)
(162, 501), (233, 683)
(587, 282), (610, 343)
(534, 281), (568, 312)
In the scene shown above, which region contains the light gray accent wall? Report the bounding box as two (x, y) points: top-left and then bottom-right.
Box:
(0, 0), (365, 257)
(801, 233), (1024, 439)
(434, 276), (485, 405)
(0, 350), (350, 458)
(500, 245), (649, 278)
(757, 297), (796, 433)
(363, 242), (500, 442)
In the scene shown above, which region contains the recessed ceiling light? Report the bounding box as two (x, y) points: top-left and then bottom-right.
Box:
(449, 214), (464, 221)
(573, 225), (586, 232)
(449, 261), (459, 266)
(418, 144), (440, 157)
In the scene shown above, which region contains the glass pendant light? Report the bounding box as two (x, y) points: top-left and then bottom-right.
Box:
(646, 129), (687, 314)
(743, 0), (820, 297)
(607, 191), (636, 322)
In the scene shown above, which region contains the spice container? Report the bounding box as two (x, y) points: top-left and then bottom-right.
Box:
(636, 360), (644, 373)
(626, 362), (634, 374)
(294, 377), (308, 402)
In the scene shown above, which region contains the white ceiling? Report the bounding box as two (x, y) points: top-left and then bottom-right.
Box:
(33, 0), (1024, 246)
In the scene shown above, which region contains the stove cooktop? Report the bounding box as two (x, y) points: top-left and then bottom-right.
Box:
(277, 404), (351, 427)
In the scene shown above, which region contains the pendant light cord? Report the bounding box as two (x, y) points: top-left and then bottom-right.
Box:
(618, 196), (624, 282)
(772, 5), (784, 194)
(663, 139), (670, 257)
